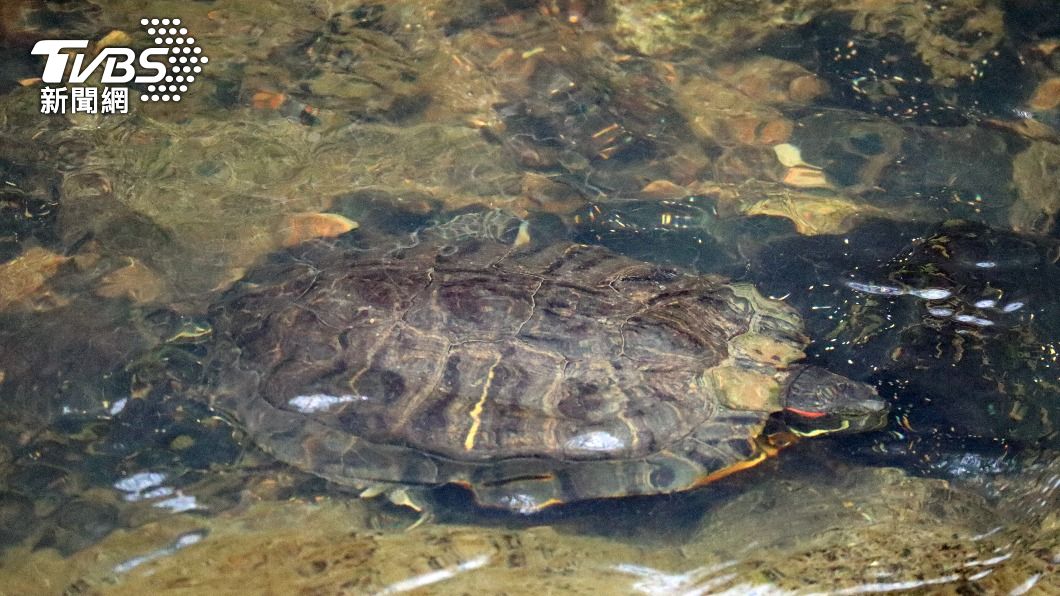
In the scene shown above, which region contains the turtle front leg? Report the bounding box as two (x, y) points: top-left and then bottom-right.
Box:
(359, 484), (434, 529)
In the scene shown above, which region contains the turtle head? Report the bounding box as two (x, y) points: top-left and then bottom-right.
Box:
(779, 365), (887, 436)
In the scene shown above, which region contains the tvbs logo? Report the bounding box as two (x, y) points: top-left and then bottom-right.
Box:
(32, 18), (208, 115)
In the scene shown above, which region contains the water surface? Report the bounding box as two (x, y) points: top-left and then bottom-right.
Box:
(0, 0), (1057, 593)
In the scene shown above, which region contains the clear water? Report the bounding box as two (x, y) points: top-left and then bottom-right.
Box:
(0, 0), (1057, 593)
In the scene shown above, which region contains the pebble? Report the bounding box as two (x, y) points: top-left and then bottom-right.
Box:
(782, 166), (831, 189)
(1028, 77), (1060, 111)
(282, 213), (359, 247)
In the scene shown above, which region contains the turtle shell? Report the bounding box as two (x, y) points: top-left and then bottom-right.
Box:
(205, 239), (811, 512)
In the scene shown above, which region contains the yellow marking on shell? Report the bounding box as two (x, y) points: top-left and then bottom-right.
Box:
(705, 366), (782, 412)
(464, 354), (502, 451)
(391, 327), (454, 433)
(729, 333), (804, 366)
(700, 284), (806, 412)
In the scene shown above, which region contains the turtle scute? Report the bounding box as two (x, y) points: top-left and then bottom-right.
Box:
(201, 238), (882, 512)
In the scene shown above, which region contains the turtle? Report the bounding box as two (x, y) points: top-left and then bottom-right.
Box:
(184, 234), (886, 514)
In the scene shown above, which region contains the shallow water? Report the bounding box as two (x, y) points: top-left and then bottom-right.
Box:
(0, 0), (1058, 593)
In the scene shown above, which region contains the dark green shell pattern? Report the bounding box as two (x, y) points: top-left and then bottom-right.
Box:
(205, 238), (810, 512)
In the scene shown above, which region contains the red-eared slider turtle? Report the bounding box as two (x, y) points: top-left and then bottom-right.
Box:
(199, 237), (885, 513)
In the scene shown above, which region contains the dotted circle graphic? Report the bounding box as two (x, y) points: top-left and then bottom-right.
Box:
(138, 18), (207, 102)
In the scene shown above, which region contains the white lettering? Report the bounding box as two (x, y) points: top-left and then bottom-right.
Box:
(136, 48), (168, 83)
(68, 51), (112, 83)
(31, 40), (89, 83)
(100, 49), (137, 83)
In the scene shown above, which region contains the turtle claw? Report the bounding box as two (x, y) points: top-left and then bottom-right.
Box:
(387, 487), (435, 530)
(359, 484), (433, 529)
(404, 509), (433, 531)
(386, 487), (423, 511)
(358, 484), (388, 500)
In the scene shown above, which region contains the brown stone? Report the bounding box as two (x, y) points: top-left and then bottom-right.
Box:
(640, 180), (687, 199)
(1028, 77), (1060, 111)
(788, 75), (829, 103)
(94, 30), (133, 51)
(727, 117), (761, 145)
(782, 166), (832, 189)
(758, 119), (794, 145)
(0, 248), (70, 311)
(743, 193), (883, 235)
(96, 259), (165, 304)
(519, 173), (586, 214)
(281, 213), (359, 247)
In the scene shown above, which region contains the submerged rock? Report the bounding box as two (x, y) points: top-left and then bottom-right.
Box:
(0, 453), (1053, 595)
(1011, 140), (1060, 234)
(0, 247), (70, 311)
